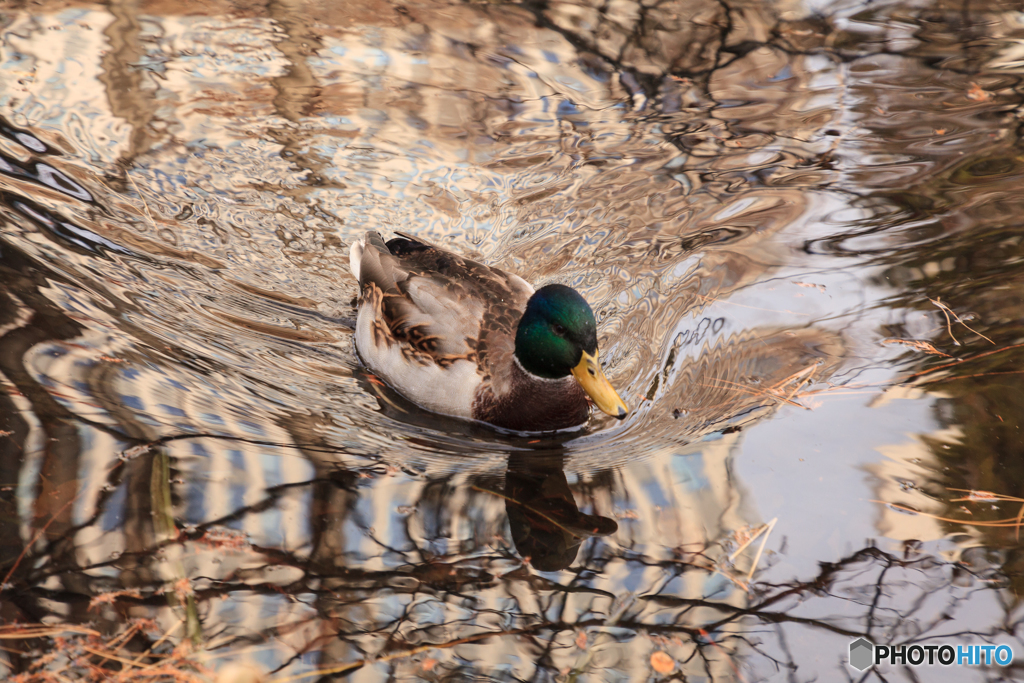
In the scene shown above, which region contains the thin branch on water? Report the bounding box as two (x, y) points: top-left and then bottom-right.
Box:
(930, 297), (994, 345)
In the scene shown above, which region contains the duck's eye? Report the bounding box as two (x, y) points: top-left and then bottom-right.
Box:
(552, 323), (566, 336)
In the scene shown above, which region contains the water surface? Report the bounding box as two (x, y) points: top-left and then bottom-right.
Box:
(1, 0), (1024, 680)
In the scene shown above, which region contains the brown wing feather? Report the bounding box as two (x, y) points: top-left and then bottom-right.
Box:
(355, 231), (532, 373)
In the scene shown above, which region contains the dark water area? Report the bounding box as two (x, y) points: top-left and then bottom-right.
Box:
(1, 0), (1024, 680)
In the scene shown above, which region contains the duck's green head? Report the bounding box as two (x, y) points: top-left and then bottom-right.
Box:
(515, 284), (629, 420)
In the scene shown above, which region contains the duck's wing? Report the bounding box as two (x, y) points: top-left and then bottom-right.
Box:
(351, 231), (533, 369)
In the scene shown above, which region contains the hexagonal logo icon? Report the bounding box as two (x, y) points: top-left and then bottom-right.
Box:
(849, 638), (874, 671)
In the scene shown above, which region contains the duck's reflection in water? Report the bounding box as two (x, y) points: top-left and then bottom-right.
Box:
(504, 451), (618, 572)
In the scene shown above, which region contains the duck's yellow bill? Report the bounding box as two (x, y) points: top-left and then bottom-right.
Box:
(571, 350), (628, 420)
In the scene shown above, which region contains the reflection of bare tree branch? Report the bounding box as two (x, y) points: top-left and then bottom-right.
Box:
(20, 469), (1018, 680)
(268, 0), (324, 123)
(13, 539), (1014, 679)
(0, 251), (86, 586)
(100, 0), (162, 163)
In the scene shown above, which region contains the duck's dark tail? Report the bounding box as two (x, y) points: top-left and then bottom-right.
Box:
(386, 231), (433, 255)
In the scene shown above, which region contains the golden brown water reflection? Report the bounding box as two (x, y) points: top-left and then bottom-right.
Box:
(2, 0), (1024, 680)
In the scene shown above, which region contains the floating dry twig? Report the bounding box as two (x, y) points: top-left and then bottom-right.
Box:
(930, 297), (994, 345)
(698, 376), (805, 410)
(875, 488), (1024, 539)
(0, 619), (205, 682)
(773, 366), (817, 409)
(699, 364), (819, 411)
(728, 518), (778, 584)
(875, 502), (1022, 527)
(881, 338), (951, 357)
(901, 342), (1024, 383)
(947, 488), (1024, 542)
(932, 297), (958, 345)
(0, 624), (101, 640)
(128, 171), (157, 230)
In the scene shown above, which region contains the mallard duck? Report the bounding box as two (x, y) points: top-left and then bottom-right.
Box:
(348, 231), (628, 432)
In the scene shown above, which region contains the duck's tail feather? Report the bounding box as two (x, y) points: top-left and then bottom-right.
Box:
(352, 231), (404, 294)
(367, 231), (389, 251)
(349, 238), (365, 282)
(350, 231), (392, 284)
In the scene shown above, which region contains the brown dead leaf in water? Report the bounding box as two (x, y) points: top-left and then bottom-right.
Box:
(966, 82), (992, 101)
(651, 650), (675, 674)
(575, 630), (588, 649)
